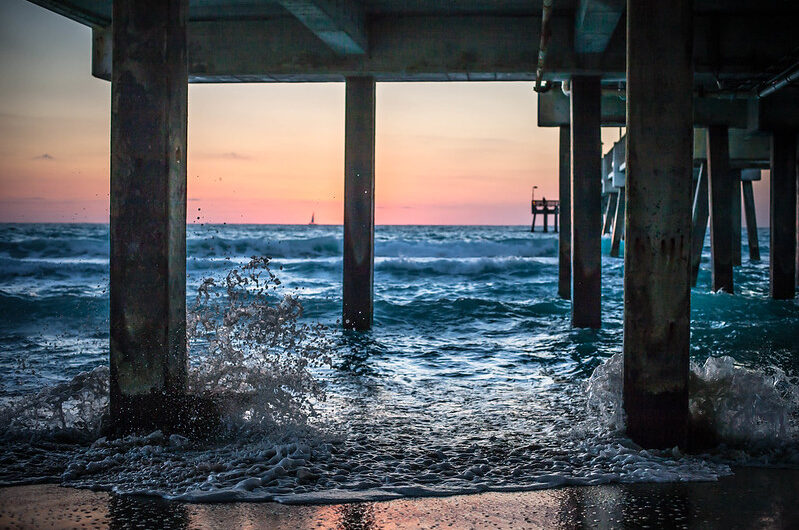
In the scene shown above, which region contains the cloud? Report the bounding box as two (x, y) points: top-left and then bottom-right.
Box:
(203, 151), (251, 160)
(33, 153), (55, 160)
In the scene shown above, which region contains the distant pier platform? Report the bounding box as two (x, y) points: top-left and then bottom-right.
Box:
(531, 199), (560, 233)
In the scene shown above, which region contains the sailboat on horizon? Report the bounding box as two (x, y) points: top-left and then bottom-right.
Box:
(309, 212), (316, 225)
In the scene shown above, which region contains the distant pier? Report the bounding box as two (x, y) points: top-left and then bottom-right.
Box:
(531, 198), (559, 233)
(26, 0), (799, 448)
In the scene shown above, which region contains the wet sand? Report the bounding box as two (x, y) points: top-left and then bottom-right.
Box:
(1, 467), (797, 529)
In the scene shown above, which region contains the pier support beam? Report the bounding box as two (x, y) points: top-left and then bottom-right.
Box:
(570, 76), (602, 328)
(770, 132), (797, 299)
(603, 192), (618, 235)
(742, 180), (760, 261)
(690, 163), (709, 285)
(609, 188), (625, 258)
(558, 125), (571, 300)
(110, 0), (189, 432)
(707, 126), (734, 293)
(343, 76), (376, 329)
(732, 170), (742, 266)
(623, 0), (693, 449)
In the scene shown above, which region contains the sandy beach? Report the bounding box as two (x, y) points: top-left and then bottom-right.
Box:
(1, 467), (798, 529)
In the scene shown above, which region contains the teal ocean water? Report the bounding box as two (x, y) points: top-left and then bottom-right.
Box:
(0, 223), (797, 502)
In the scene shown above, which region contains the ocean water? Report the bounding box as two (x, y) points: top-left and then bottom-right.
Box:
(0, 223), (797, 503)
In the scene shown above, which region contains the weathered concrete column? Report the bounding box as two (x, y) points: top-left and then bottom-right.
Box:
(690, 163), (709, 285)
(610, 188), (625, 258)
(624, 0), (693, 449)
(603, 192), (618, 235)
(343, 76), (376, 329)
(732, 170), (742, 266)
(110, 0), (189, 432)
(558, 125), (571, 300)
(770, 132), (797, 299)
(742, 179), (760, 261)
(707, 126), (734, 293)
(570, 76), (602, 328)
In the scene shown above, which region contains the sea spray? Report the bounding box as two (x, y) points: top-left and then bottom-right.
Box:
(1, 257), (333, 439)
(585, 352), (799, 449)
(187, 256), (333, 429)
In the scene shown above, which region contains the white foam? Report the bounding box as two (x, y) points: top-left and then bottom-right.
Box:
(585, 352), (799, 448)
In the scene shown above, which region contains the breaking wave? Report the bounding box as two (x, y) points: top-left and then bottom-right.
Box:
(586, 352), (799, 452)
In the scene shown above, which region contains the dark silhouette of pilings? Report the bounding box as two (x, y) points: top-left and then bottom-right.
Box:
(343, 76), (376, 330)
(570, 76), (602, 329)
(623, 0), (693, 449)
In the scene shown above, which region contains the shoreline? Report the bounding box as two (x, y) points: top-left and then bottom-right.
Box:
(1, 467), (798, 529)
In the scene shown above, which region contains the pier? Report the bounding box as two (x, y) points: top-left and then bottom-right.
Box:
(530, 198), (560, 233)
(26, 0), (799, 447)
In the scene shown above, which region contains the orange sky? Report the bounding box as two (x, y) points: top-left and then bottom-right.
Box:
(0, 0), (770, 226)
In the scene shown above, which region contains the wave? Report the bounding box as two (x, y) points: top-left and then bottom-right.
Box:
(0, 238), (108, 260)
(0, 257), (108, 279)
(586, 352), (799, 448)
(0, 291), (108, 323)
(0, 234), (558, 262)
(376, 257), (553, 277)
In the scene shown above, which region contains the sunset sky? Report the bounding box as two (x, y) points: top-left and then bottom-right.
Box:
(0, 0), (770, 225)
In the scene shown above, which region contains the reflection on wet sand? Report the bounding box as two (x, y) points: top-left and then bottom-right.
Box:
(1, 467), (797, 529)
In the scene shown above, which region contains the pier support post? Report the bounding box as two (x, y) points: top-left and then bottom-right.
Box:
(110, 0), (189, 432)
(690, 163), (709, 285)
(610, 188), (625, 258)
(558, 125), (571, 300)
(570, 76), (602, 328)
(708, 126), (734, 293)
(732, 170), (742, 266)
(623, 0), (693, 448)
(770, 132), (797, 299)
(343, 76), (376, 329)
(742, 179), (760, 261)
(603, 192), (618, 235)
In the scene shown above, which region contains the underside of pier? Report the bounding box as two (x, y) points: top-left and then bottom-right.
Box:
(28, 0), (799, 446)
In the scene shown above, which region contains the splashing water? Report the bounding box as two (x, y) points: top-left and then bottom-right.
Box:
(1, 257), (332, 440)
(187, 256), (333, 429)
(0, 224), (797, 501)
(585, 352), (799, 448)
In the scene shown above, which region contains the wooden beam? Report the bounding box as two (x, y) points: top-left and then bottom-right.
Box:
(276, 0), (367, 54)
(575, 0), (625, 55)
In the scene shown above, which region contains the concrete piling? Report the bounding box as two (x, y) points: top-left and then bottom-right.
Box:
(109, 0), (190, 433)
(741, 179), (760, 261)
(343, 76), (376, 329)
(609, 188), (625, 258)
(732, 170), (742, 266)
(707, 125), (734, 293)
(770, 131), (797, 299)
(558, 125), (571, 300)
(690, 162), (709, 285)
(623, 0), (693, 449)
(603, 192), (618, 236)
(569, 76), (602, 329)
